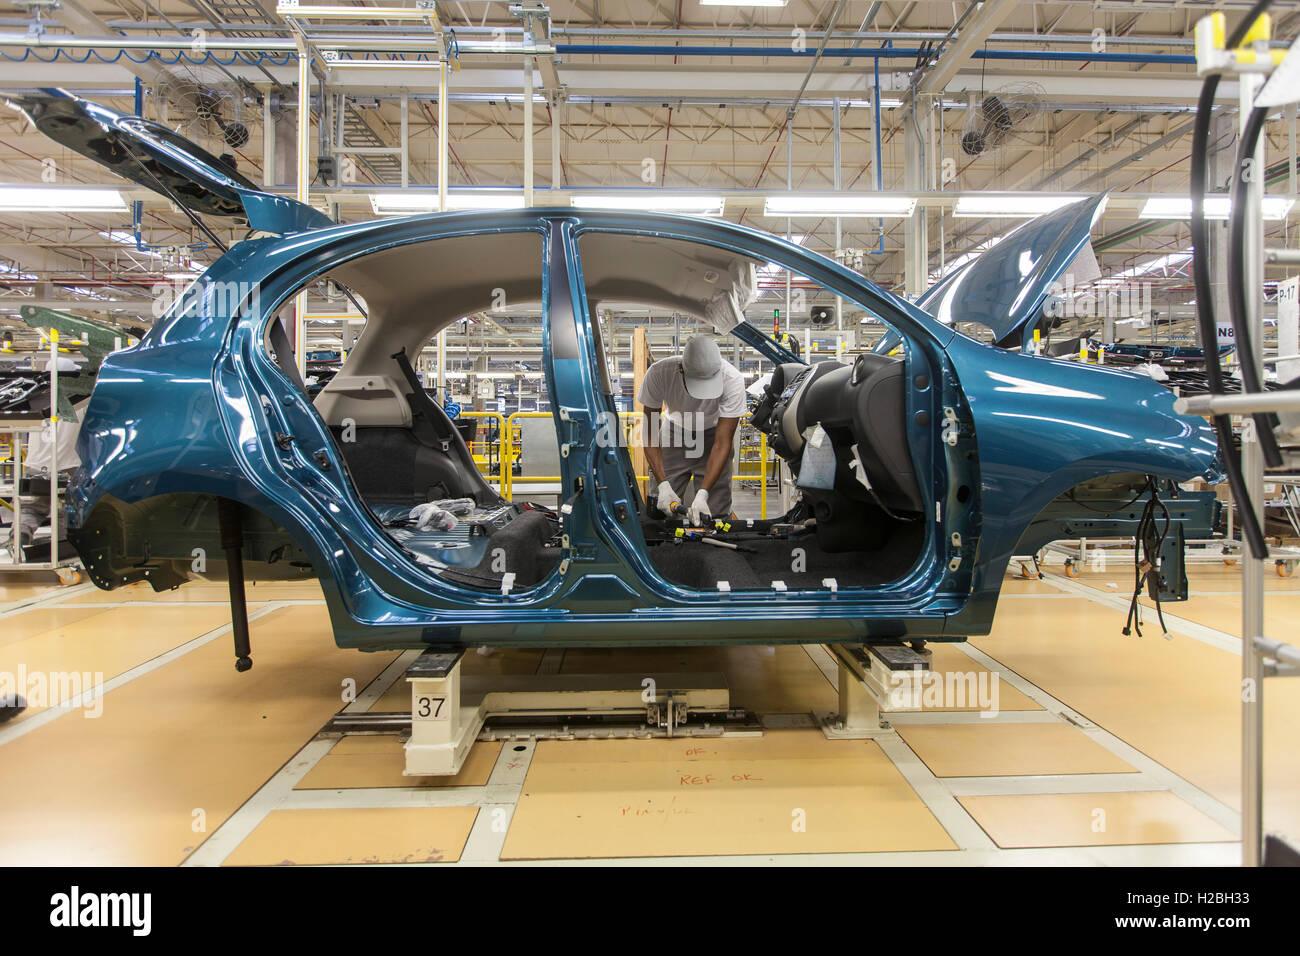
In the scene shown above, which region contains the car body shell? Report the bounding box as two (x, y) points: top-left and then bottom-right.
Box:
(63, 208), (1221, 650)
(10, 90), (1220, 650)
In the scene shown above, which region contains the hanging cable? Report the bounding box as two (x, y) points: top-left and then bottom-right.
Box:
(1226, 101), (1284, 470)
(1123, 476), (1173, 638)
(1188, 0), (1274, 559)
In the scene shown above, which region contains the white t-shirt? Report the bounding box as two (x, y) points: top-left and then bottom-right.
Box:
(637, 356), (746, 442)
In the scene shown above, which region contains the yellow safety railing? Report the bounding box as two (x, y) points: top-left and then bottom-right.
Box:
(459, 410), (775, 518)
(455, 411), (507, 489)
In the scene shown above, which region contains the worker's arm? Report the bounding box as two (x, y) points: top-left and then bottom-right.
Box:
(642, 407), (666, 483)
(697, 416), (739, 492)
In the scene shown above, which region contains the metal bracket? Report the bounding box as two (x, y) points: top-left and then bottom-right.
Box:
(399, 648), (744, 775)
(817, 642), (930, 739)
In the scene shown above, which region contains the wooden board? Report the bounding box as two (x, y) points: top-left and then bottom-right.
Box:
(897, 722), (1136, 777)
(0, 604), (244, 721)
(296, 735), (500, 790)
(0, 605), (108, 649)
(0, 605), (395, 865)
(903, 643), (1042, 713)
(0, 577), (64, 605)
(223, 807), (478, 865)
(631, 325), (649, 498)
(1139, 592), (1300, 637)
(972, 597), (1300, 842)
(959, 791), (1236, 848)
(501, 729), (955, 860)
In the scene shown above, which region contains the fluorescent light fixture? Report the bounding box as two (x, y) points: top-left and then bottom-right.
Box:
(569, 193), (725, 215)
(276, 3), (440, 19)
(369, 191), (525, 215)
(700, 0), (786, 6)
(369, 193), (436, 215)
(952, 194), (1084, 218)
(1139, 195), (1295, 221)
(445, 192), (524, 211)
(0, 186), (126, 213)
(763, 194), (917, 218)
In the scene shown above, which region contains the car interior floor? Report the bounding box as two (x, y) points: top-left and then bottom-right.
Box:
(647, 517), (927, 592)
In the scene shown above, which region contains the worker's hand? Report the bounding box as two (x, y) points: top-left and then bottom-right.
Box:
(688, 488), (712, 526)
(655, 480), (681, 515)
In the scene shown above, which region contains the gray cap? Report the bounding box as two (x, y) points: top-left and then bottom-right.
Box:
(682, 335), (724, 400)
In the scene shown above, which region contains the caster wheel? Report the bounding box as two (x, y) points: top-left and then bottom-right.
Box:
(1019, 562), (1035, 579)
(1064, 561), (1081, 579)
(1224, 558), (1238, 567)
(56, 568), (82, 586)
(1276, 561), (1295, 579)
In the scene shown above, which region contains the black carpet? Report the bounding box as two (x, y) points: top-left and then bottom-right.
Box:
(648, 518), (924, 592)
(442, 509), (562, 588)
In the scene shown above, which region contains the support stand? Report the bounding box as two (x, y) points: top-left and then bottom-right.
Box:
(217, 497), (253, 672)
(816, 642), (930, 739)
(323, 647), (750, 776)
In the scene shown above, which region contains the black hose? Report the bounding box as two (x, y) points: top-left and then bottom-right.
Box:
(1226, 102), (1284, 469)
(1187, 0), (1274, 559)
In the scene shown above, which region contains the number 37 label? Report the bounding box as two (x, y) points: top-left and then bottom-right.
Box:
(414, 693), (450, 721)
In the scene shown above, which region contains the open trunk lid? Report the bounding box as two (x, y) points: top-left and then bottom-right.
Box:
(5, 89), (333, 236)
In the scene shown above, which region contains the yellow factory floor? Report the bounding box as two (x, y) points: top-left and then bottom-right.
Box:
(0, 558), (1295, 866)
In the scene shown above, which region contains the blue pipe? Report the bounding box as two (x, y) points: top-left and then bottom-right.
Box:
(871, 45), (885, 256)
(132, 77), (146, 254)
(553, 44), (1195, 64)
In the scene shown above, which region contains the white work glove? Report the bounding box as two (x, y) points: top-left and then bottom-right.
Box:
(655, 480), (681, 515)
(688, 488), (712, 526)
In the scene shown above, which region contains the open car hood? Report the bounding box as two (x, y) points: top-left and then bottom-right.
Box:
(915, 195), (1107, 348)
(5, 89), (333, 235)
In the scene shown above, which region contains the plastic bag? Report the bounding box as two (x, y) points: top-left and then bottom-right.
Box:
(409, 502), (459, 532)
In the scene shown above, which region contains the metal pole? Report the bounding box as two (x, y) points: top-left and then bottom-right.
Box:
(48, 329), (58, 568)
(11, 427), (21, 567)
(552, 94), (562, 191)
(779, 113), (793, 516)
(833, 96), (843, 335)
(1240, 71), (1266, 869)
(437, 62), (448, 207)
(436, 60), (449, 393)
(262, 89), (275, 189)
(400, 92), (409, 188)
(523, 58), (535, 206)
(294, 46), (312, 379)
